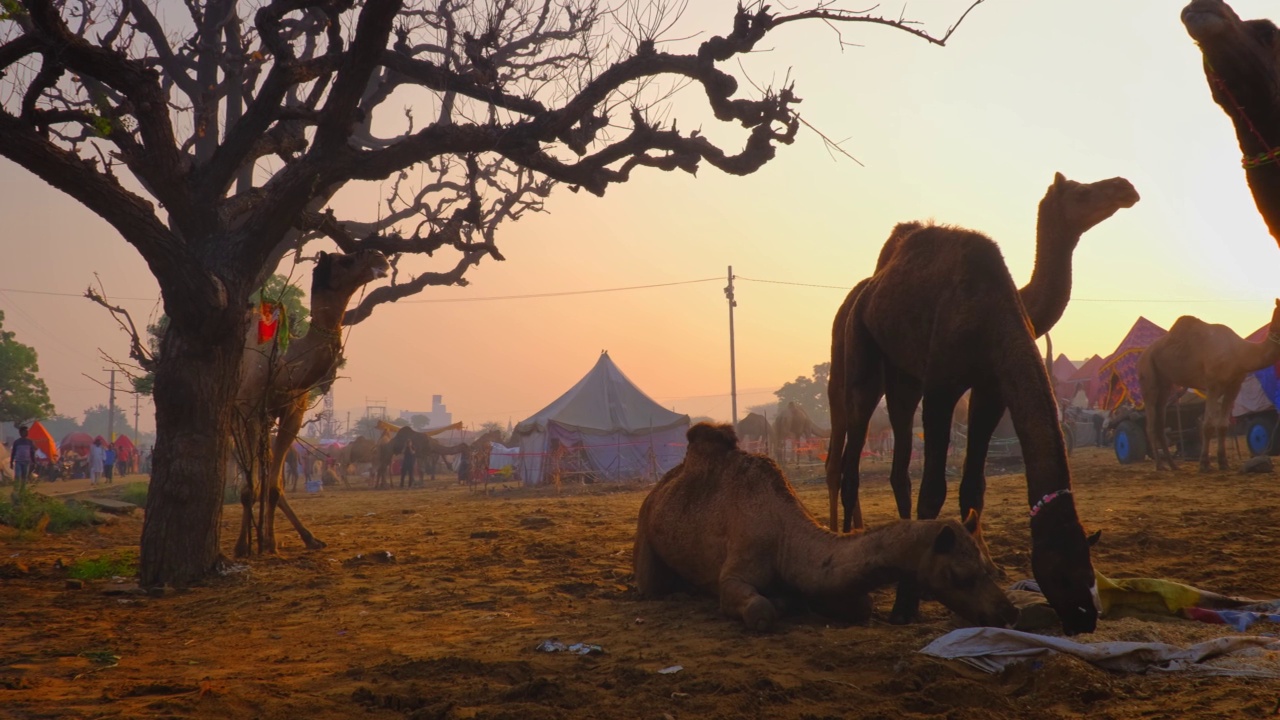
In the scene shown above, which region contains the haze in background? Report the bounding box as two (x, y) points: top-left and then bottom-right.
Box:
(1, 0), (1273, 433)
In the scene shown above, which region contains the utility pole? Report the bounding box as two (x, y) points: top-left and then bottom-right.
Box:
(133, 393), (141, 444)
(725, 265), (738, 426)
(105, 368), (117, 441)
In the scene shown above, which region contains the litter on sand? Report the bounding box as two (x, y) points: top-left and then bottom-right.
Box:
(535, 640), (604, 655)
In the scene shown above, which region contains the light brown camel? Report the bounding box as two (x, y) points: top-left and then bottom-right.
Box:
(336, 435), (377, 485)
(633, 423), (1017, 631)
(382, 425), (468, 487)
(1183, 1), (1280, 245)
(827, 174), (1138, 535)
(832, 223), (1099, 635)
(1138, 301), (1280, 471)
(772, 401), (829, 463)
(234, 250), (390, 557)
(735, 412), (771, 455)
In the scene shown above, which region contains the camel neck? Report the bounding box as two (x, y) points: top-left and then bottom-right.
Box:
(1236, 331), (1280, 375)
(1021, 213), (1078, 338)
(777, 522), (920, 596)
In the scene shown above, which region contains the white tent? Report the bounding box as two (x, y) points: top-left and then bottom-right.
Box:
(510, 352), (689, 485)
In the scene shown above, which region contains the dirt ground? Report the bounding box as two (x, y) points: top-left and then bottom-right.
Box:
(4, 447), (1280, 719)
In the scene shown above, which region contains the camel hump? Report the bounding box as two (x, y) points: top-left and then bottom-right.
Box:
(686, 422), (739, 452)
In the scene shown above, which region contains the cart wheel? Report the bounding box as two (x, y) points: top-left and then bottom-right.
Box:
(1245, 417), (1276, 457)
(1114, 420), (1147, 465)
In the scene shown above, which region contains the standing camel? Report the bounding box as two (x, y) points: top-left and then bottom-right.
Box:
(827, 173), (1138, 533)
(1138, 301), (1280, 471)
(735, 412), (771, 455)
(772, 401), (828, 463)
(234, 250), (390, 557)
(1182, 1), (1280, 245)
(383, 425), (469, 486)
(833, 223), (1099, 636)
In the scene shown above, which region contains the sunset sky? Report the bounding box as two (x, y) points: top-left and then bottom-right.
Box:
(2, 0), (1278, 436)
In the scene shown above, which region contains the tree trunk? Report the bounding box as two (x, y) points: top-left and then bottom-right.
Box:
(139, 306), (246, 588)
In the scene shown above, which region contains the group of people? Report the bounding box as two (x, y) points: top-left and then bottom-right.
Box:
(6, 428), (138, 485)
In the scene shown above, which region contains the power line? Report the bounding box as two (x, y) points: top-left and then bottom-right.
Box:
(400, 277), (721, 303)
(0, 286), (158, 301)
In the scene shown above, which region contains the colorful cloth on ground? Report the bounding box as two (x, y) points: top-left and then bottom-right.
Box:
(1012, 574), (1264, 622)
(1184, 600), (1280, 632)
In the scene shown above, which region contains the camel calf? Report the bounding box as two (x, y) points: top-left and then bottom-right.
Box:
(634, 423), (1018, 631)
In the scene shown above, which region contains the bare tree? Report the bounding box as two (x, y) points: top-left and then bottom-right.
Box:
(0, 0), (982, 587)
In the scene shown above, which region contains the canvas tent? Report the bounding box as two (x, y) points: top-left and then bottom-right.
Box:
(510, 352), (689, 485)
(28, 421), (57, 463)
(1094, 317), (1168, 410)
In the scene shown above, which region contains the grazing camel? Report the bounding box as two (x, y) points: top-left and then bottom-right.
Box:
(1138, 301), (1280, 471)
(736, 412), (771, 455)
(1182, 1), (1280, 245)
(828, 174), (1138, 534)
(336, 435), (377, 485)
(234, 250), (390, 557)
(633, 423), (1018, 631)
(383, 425), (469, 487)
(831, 223), (1099, 635)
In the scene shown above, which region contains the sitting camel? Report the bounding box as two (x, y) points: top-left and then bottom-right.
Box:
(1182, 1), (1280, 244)
(735, 412), (771, 455)
(234, 249), (390, 556)
(772, 401), (829, 463)
(1138, 301), (1280, 471)
(831, 223), (1099, 636)
(828, 173), (1138, 535)
(633, 423), (1017, 631)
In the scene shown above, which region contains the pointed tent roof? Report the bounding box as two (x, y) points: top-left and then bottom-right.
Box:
(28, 421), (57, 463)
(1095, 317), (1168, 410)
(515, 352), (689, 435)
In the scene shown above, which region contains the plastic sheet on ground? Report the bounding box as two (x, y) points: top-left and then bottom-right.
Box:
(920, 627), (1280, 677)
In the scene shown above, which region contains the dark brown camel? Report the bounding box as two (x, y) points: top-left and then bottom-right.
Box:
(827, 174), (1138, 538)
(831, 223), (1099, 635)
(735, 412), (771, 455)
(234, 250), (390, 557)
(382, 425), (469, 487)
(1183, 1), (1280, 245)
(634, 423), (1017, 631)
(1138, 301), (1280, 471)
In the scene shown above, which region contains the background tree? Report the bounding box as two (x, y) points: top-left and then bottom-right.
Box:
(81, 403), (137, 441)
(0, 0), (980, 586)
(33, 414), (79, 441)
(353, 415), (386, 439)
(0, 310), (55, 424)
(774, 362), (830, 426)
(410, 414), (430, 431)
(479, 420), (506, 437)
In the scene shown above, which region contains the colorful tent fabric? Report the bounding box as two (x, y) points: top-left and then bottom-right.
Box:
(1062, 354), (1104, 406)
(1095, 317), (1168, 410)
(27, 421), (57, 463)
(113, 435), (136, 461)
(60, 432), (94, 456)
(510, 352), (689, 485)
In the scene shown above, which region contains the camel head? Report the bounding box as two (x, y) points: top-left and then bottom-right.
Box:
(1029, 495), (1100, 636)
(1040, 173), (1140, 241)
(313, 249), (391, 298)
(912, 514), (1019, 629)
(1183, 1), (1280, 153)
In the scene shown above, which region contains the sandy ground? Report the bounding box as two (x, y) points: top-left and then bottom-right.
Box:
(3, 447), (1280, 719)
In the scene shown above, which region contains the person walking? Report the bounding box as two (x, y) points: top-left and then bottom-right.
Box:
(88, 438), (106, 486)
(399, 440), (417, 490)
(9, 426), (36, 484)
(103, 444), (116, 485)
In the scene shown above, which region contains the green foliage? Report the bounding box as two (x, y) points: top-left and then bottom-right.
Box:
(0, 310), (55, 424)
(120, 482), (148, 507)
(68, 551), (137, 580)
(353, 416), (385, 439)
(133, 277), (308, 396)
(0, 484), (96, 534)
(410, 414), (431, 431)
(0, 0), (28, 20)
(774, 362), (830, 424)
(81, 404), (136, 441)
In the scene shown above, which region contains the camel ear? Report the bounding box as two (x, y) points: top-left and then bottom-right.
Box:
(932, 525), (958, 554)
(1087, 530), (1102, 547)
(1054, 172), (1066, 186)
(962, 508), (981, 535)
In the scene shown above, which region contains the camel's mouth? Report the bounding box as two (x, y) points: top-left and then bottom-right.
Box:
(1182, 1), (1232, 42)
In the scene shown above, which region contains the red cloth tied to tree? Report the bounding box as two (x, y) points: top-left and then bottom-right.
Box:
(257, 302), (280, 343)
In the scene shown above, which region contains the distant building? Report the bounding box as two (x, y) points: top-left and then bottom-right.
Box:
(400, 395), (452, 430)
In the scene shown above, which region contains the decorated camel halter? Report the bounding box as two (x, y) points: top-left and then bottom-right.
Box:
(1205, 61), (1280, 169)
(1029, 488), (1071, 519)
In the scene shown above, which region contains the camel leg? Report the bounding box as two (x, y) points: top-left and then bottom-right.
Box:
(1198, 396), (1218, 473)
(883, 366), (921, 521)
(825, 359), (848, 532)
(1218, 383), (1241, 471)
(719, 572), (777, 632)
(839, 319), (886, 533)
(265, 403), (325, 552)
(1145, 393), (1176, 471)
(235, 470), (255, 558)
(915, 386), (964, 521)
(956, 385), (1005, 522)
